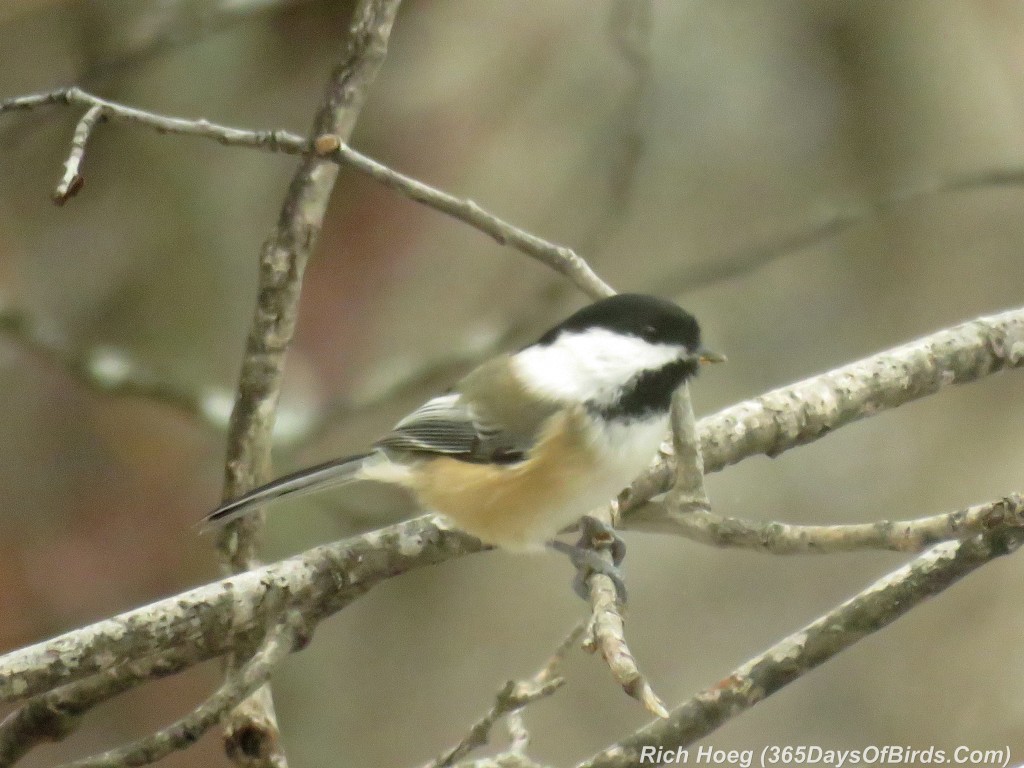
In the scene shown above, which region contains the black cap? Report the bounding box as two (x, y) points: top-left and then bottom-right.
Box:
(537, 293), (702, 350)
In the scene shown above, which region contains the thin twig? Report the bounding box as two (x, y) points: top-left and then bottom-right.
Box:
(569, 382), (707, 724)
(9, 87), (1023, 303)
(426, 623), (583, 768)
(0, 86), (614, 301)
(322, 143), (615, 300)
(666, 383), (709, 510)
(628, 493), (1024, 553)
(579, 512), (668, 720)
(56, 610), (305, 768)
(0, 88), (299, 149)
(53, 104), (103, 203)
(577, 524), (1024, 768)
(6, 88), (1024, 309)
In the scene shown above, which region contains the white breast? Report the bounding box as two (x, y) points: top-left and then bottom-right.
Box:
(534, 412), (669, 541)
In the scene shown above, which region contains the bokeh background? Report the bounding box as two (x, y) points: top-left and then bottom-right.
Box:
(2, 1), (1024, 766)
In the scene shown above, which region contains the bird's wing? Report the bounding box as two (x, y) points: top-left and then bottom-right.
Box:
(374, 393), (531, 464)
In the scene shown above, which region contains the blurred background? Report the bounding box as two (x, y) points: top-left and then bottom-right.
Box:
(2, 0), (1023, 766)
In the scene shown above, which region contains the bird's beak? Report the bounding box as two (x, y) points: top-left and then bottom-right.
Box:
(696, 347), (727, 365)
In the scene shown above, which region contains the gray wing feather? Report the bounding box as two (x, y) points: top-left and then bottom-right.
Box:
(376, 393), (528, 464)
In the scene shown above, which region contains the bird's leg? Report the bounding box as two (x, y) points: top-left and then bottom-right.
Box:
(548, 515), (628, 605)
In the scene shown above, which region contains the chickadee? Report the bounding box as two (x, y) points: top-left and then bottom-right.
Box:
(204, 294), (722, 594)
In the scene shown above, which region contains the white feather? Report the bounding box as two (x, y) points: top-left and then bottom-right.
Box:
(512, 328), (682, 408)
(518, 412), (670, 544)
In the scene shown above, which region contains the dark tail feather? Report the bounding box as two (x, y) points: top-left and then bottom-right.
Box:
(200, 453), (371, 530)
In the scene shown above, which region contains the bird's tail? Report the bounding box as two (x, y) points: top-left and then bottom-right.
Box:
(200, 452), (372, 530)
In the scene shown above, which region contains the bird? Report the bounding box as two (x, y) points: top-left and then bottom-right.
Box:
(203, 293), (723, 599)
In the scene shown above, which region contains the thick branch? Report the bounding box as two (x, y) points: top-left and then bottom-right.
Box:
(621, 307), (1024, 517)
(0, 517), (482, 705)
(1, 308), (1020, 706)
(219, 0), (402, 566)
(58, 610), (303, 768)
(578, 526), (1024, 768)
(215, 1), (403, 763)
(0, 649), (195, 768)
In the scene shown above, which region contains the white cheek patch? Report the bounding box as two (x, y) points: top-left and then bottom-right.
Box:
(513, 328), (682, 406)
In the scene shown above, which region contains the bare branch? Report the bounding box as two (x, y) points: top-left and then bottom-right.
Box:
(0, 516), (482, 705)
(621, 307), (1024, 518)
(580, 532), (667, 720)
(427, 623), (583, 768)
(577, 524), (1024, 768)
(666, 383), (708, 510)
(573, 508), (667, 719)
(0, 88), (299, 149)
(7, 85), (1024, 305)
(427, 681), (562, 768)
(0, 88), (614, 301)
(629, 493), (1024, 553)
(563, 382), (709, 722)
(214, 2), (404, 763)
(1, 308), (1019, 708)
(320, 143), (615, 300)
(0, 649), (194, 768)
(56, 610), (304, 768)
(52, 104), (103, 203)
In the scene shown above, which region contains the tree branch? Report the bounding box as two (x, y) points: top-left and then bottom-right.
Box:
(1, 308), (1020, 709)
(214, 1), (403, 764)
(52, 104), (103, 203)
(577, 525), (1024, 768)
(665, 383), (709, 510)
(628, 493), (1024, 553)
(426, 623), (582, 768)
(620, 307), (1024, 518)
(580, 533), (668, 720)
(0, 87), (615, 301)
(0, 648), (195, 768)
(57, 609), (304, 768)
(0, 516), (482, 705)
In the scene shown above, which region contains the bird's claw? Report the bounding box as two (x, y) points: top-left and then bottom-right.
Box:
(549, 515), (628, 605)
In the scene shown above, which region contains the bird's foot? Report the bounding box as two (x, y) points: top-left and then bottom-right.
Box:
(549, 515), (627, 605)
